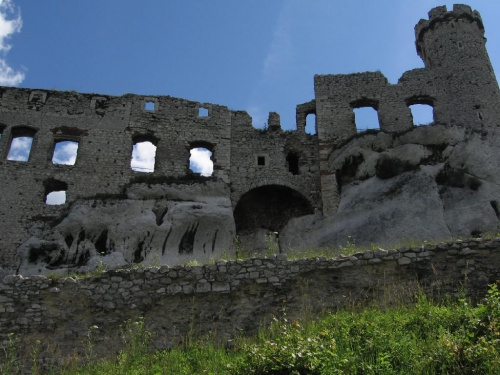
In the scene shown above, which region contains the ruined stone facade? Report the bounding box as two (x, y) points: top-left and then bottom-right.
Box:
(0, 4), (499, 273)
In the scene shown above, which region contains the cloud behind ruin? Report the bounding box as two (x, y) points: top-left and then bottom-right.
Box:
(0, 0), (24, 85)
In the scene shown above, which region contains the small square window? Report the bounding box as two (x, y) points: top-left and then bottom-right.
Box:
(145, 101), (155, 111)
(198, 106), (209, 117)
(29, 91), (47, 104)
(257, 156), (266, 166)
(95, 99), (107, 110)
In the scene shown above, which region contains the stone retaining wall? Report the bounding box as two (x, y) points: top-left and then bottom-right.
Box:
(1, 237), (500, 367)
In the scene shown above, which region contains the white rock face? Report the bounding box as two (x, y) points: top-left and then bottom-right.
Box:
(280, 126), (500, 252)
(17, 181), (235, 275)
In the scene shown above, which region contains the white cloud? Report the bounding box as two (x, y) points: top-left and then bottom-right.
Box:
(131, 141), (156, 172)
(7, 136), (32, 161)
(46, 191), (66, 205)
(0, 0), (24, 86)
(190, 148), (213, 177)
(52, 141), (79, 165)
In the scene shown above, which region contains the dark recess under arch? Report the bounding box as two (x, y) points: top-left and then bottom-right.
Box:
(234, 185), (313, 233)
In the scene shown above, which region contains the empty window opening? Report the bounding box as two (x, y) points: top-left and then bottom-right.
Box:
(144, 101), (155, 112)
(189, 147), (213, 176)
(7, 136), (34, 162)
(305, 113), (316, 135)
(95, 99), (107, 110)
(131, 141), (157, 172)
(198, 106), (209, 117)
(409, 104), (434, 126)
(52, 140), (79, 165)
(29, 92), (45, 103)
(354, 107), (380, 132)
(93, 97), (108, 115)
(287, 152), (299, 175)
(46, 191), (66, 205)
(44, 178), (68, 205)
(257, 156), (266, 166)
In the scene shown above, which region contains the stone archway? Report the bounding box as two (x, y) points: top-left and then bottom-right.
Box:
(233, 185), (313, 254)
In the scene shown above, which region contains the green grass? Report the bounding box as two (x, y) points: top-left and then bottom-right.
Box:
(9, 283), (499, 374)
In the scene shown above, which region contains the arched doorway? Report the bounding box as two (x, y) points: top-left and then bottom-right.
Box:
(233, 185), (313, 254)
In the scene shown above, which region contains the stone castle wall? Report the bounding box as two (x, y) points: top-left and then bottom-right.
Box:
(1, 237), (500, 366)
(0, 89), (320, 268)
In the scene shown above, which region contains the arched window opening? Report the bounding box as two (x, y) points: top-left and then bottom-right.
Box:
(286, 152), (299, 175)
(52, 140), (79, 165)
(7, 127), (37, 162)
(353, 107), (380, 132)
(44, 179), (68, 205)
(131, 140), (157, 173)
(189, 147), (213, 176)
(409, 104), (434, 126)
(305, 113), (316, 135)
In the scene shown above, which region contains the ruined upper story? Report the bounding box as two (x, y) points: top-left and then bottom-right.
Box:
(0, 87), (319, 202)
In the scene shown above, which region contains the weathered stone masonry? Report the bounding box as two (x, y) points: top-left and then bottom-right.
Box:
(1, 237), (500, 363)
(0, 90), (319, 269)
(0, 4), (499, 271)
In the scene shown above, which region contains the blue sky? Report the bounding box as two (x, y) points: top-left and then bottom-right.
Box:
(2, 0), (499, 130)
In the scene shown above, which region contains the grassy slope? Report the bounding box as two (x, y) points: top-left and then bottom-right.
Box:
(22, 284), (498, 375)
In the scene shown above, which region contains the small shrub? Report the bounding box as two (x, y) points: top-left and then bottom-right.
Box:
(436, 166), (482, 190)
(376, 157), (418, 179)
(0, 333), (19, 374)
(436, 167), (467, 188)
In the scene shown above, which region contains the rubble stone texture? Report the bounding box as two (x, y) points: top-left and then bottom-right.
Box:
(0, 4), (499, 275)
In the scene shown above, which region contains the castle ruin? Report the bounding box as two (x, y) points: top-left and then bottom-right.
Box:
(0, 4), (499, 275)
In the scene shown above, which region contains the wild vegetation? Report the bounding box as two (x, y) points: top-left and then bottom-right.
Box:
(4, 234), (500, 373)
(3, 283), (499, 374)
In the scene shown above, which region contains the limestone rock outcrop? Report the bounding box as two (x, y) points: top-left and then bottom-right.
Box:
(16, 181), (235, 275)
(280, 126), (500, 251)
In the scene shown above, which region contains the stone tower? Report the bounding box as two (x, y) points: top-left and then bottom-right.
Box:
(415, 4), (500, 128)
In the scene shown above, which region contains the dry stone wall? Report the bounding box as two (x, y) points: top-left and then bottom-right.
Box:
(1, 237), (500, 367)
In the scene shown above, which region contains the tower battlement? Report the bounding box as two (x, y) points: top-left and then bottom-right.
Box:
(415, 4), (484, 60)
